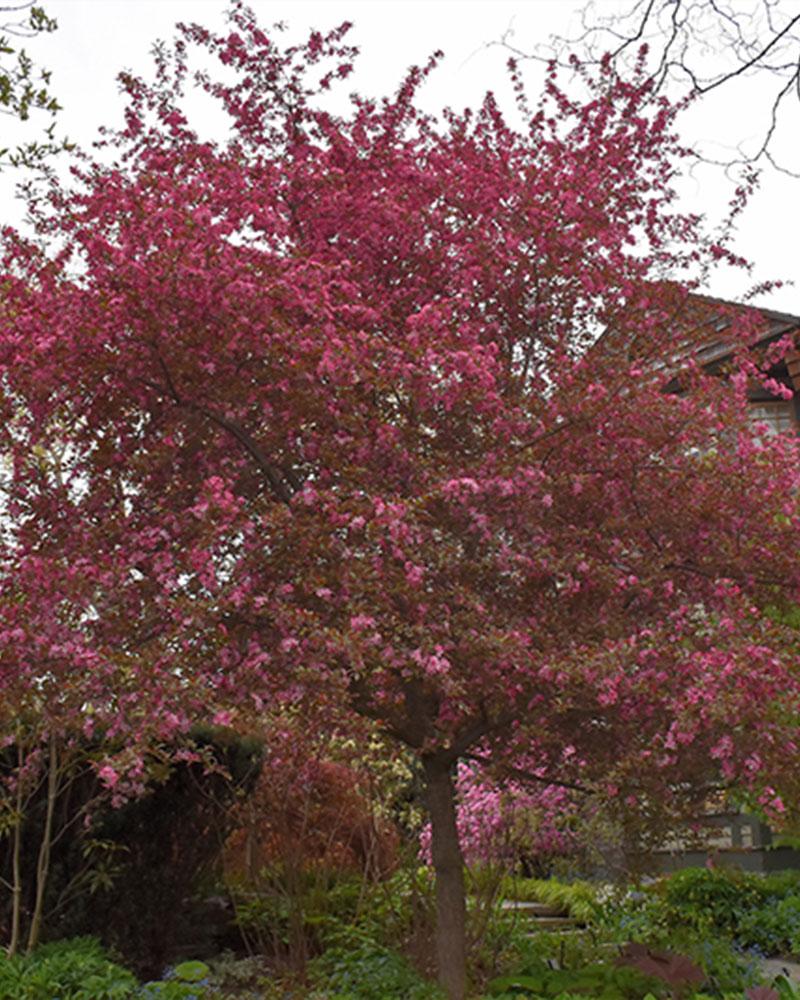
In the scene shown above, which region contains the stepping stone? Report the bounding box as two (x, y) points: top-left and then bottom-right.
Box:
(762, 958), (800, 987)
(500, 901), (569, 918)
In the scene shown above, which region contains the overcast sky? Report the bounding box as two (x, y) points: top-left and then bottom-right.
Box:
(5, 0), (799, 313)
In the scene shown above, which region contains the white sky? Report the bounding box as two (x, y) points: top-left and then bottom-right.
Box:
(5, 0), (800, 314)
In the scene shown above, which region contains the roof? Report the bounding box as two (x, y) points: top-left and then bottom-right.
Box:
(690, 294), (800, 367)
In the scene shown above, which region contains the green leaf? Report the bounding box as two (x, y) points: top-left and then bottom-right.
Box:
(488, 974), (546, 995)
(172, 960), (209, 983)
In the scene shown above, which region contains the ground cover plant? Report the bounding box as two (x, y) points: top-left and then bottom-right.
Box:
(2, 2), (800, 997)
(0, 937), (136, 1000)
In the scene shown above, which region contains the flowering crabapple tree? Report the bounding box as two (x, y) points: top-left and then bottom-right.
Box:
(2, 5), (800, 995)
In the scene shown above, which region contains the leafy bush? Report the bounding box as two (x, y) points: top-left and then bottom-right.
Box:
(759, 871), (800, 898)
(737, 896), (800, 955)
(567, 872), (771, 997)
(201, 953), (277, 997)
(601, 867), (800, 960)
(658, 868), (767, 936)
(308, 928), (443, 999)
(690, 935), (762, 995)
(350, 863), (438, 970)
(0, 937), (137, 1000)
(487, 960), (663, 998)
(229, 863), (370, 969)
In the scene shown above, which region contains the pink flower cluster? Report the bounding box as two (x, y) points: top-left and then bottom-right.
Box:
(420, 763), (578, 867)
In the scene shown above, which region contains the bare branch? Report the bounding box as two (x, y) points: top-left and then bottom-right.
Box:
(496, 0), (800, 175)
(464, 751), (594, 794)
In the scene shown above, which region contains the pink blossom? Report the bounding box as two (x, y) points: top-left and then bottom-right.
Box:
(97, 765), (119, 789)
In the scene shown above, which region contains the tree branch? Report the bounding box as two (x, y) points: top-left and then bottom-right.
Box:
(464, 751), (594, 795)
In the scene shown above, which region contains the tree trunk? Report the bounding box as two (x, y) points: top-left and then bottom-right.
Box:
(423, 754), (467, 1000)
(8, 740), (24, 957)
(26, 736), (58, 954)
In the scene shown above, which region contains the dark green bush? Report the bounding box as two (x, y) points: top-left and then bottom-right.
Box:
(308, 928), (443, 999)
(82, 726), (262, 975)
(487, 961), (663, 999)
(0, 726), (263, 977)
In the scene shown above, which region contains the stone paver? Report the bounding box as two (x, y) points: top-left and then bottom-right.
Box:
(761, 958), (800, 987)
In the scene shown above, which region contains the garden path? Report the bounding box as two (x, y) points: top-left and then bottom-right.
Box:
(761, 958), (800, 987)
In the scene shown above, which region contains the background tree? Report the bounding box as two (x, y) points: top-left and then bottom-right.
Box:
(498, 0), (800, 175)
(2, 5), (800, 997)
(0, 3), (60, 168)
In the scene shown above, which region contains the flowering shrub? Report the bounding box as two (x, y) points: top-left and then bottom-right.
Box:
(420, 763), (579, 870)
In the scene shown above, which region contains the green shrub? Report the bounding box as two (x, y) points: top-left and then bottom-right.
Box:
(682, 935), (761, 996)
(308, 929), (443, 999)
(0, 937), (137, 1000)
(596, 874), (765, 995)
(230, 865), (365, 958)
(600, 867), (800, 961)
(659, 867), (767, 936)
(736, 896), (800, 955)
(340, 863), (437, 972)
(201, 953), (277, 997)
(487, 961), (663, 998)
(599, 889), (671, 944)
(759, 871), (800, 898)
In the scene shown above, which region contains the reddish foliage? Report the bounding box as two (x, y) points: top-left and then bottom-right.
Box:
(617, 942), (705, 996)
(226, 754), (398, 880)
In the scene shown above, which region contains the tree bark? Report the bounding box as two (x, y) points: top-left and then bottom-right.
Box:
(423, 754), (467, 1000)
(26, 736), (58, 954)
(8, 739), (24, 957)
